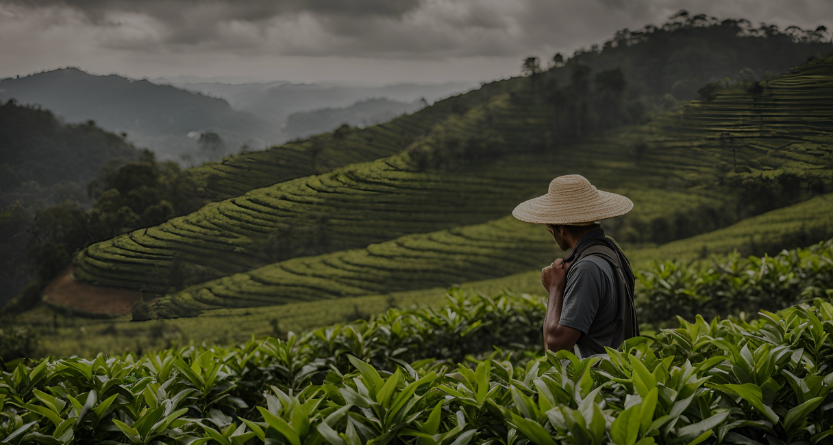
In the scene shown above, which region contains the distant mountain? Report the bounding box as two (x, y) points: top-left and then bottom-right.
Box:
(157, 78), (476, 120)
(0, 68), (280, 160)
(282, 97), (422, 140)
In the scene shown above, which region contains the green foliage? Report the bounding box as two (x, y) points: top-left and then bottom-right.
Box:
(0, 100), (138, 191)
(636, 238), (833, 327)
(1, 286), (832, 444)
(0, 102), (138, 306)
(6, 150), (208, 305)
(0, 326), (38, 363)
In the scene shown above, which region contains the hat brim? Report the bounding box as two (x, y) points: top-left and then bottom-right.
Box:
(512, 190), (633, 225)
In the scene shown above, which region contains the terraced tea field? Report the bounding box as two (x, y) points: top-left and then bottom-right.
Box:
(24, 192), (833, 357)
(156, 187), (721, 316)
(71, 89), (567, 292)
(188, 78), (515, 199)
(73, 57), (833, 311)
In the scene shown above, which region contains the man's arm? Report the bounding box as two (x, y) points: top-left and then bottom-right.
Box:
(544, 285), (582, 353)
(541, 258), (582, 353)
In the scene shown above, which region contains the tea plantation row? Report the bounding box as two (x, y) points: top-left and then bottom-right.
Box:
(25, 197), (833, 358)
(3, 290), (832, 443)
(154, 189), (833, 317)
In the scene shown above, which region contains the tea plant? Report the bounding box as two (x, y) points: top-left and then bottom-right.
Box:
(2, 287), (833, 444)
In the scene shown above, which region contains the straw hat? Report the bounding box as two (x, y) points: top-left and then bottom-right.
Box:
(512, 174), (633, 225)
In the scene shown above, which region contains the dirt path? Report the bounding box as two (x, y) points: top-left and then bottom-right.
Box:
(43, 267), (144, 316)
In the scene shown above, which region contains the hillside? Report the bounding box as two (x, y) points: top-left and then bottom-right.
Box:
(0, 101), (141, 306)
(0, 100), (139, 192)
(72, 56), (833, 313)
(186, 80), (508, 200)
(547, 12), (833, 100)
(184, 17), (832, 203)
(0, 68), (279, 159)
(23, 193), (833, 356)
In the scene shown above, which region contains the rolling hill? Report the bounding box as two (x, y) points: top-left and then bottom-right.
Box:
(181, 16), (833, 205)
(0, 101), (142, 306)
(0, 99), (139, 192)
(0, 68), (280, 159)
(71, 55), (833, 316)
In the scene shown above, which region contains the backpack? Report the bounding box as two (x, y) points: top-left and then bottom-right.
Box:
(573, 243), (640, 348)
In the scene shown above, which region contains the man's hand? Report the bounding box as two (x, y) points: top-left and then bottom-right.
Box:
(541, 258), (572, 294)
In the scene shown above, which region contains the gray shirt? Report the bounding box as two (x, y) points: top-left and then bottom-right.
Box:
(558, 255), (620, 358)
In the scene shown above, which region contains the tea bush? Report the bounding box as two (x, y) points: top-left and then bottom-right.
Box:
(636, 238), (833, 327)
(2, 287), (832, 444)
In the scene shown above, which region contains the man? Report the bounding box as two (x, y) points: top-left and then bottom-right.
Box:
(512, 174), (639, 358)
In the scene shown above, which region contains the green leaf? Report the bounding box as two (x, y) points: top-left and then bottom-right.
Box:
(317, 421), (347, 445)
(26, 404), (62, 427)
(113, 419), (142, 444)
(28, 360), (47, 382)
(724, 432), (764, 445)
(347, 355), (384, 397)
(589, 404), (606, 445)
(510, 413), (557, 445)
(3, 421), (38, 444)
(375, 367), (402, 408)
(258, 406), (301, 445)
(450, 429), (476, 445)
(611, 405), (640, 445)
(345, 420), (362, 445)
(93, 394), (119, 418)
(783, 396), (823, 433)
(239, 418), (265, 440)
(132, 405), (164, 438)
(629, 356), (657, 397)
(289, 399), (310, 439)
(677, 410), (730, 439)
(721, 383), (779, 424)
(31, 389), (63, 414)
(686, 430), (712, 445)
(475, 361), (490, 404)
(424, 400), (443, 435)
(810, 429), (833, 445)
(639, 388), (658, 436)
(389, 372), (437, 422)
(200, 424), (231, 445)
(76, 390), (97, 425)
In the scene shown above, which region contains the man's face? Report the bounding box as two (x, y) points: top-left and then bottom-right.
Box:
(546, 224), (570, 251)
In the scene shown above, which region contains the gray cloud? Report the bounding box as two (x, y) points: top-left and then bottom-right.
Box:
(0, 0), (831, 83)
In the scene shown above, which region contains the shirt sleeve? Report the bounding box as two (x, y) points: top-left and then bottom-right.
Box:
(558, 259), (604, 334)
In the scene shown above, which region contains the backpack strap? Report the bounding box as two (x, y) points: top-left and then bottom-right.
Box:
(575, 244), (640, 345)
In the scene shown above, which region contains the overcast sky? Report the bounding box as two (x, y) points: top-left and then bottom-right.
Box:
(1, 0), (831, 85)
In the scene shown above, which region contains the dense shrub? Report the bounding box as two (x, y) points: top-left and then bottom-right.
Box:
(636, 239), (833, 326)
(1, 291), (831, 444)
(0, 326), (38, 363)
